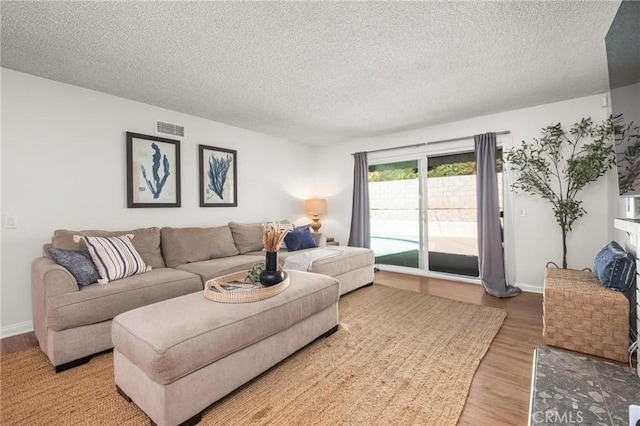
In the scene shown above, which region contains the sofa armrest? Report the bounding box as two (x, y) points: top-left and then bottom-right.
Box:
(32, 257), (80, 297)
(31, 257), (80, 350)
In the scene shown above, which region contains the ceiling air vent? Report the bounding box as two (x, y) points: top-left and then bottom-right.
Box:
(156, 121), (185, 138)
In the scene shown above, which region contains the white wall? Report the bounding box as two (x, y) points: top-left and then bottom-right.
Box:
(313, 94), (614, 292)
(0, 69), (314, 336)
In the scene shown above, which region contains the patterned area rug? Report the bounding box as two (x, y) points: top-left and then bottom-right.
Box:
(1, 285), (506, 425)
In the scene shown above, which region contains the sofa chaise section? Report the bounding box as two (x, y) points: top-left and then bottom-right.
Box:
(231, 221), (375, 295)
(251, 246), (375, 295)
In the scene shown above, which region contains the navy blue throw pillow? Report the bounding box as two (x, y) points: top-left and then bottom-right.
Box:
(284, 227), (318, 252)
(593, 241), (636, 292)
(48, 248), (100, 287)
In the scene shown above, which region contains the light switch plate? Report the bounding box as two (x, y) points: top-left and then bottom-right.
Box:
(3, 215), (17, 229)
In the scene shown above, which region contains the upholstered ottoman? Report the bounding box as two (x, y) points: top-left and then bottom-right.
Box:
(112, 270), (339, 426)
(543, 267), (629, 362)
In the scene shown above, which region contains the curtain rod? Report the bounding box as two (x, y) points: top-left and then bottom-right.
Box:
(352, 130), (511, 155)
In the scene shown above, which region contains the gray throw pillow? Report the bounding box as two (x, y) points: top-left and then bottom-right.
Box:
(48, 248), (100, 287)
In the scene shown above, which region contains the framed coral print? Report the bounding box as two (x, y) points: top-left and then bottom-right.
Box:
(126, 132), (181, 208)
(199, 144), (237, 207)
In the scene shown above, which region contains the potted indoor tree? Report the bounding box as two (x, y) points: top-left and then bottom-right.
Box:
(505, 116), (617, 269)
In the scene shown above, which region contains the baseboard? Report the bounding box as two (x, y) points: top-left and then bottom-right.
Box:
(1, 320), (34, 338)
(376, 265), (544, 294)
(516, 283), (543, 294)
(375, 264), (482, 285)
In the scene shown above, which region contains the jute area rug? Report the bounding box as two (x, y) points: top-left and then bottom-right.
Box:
(1, 284), (506, 426)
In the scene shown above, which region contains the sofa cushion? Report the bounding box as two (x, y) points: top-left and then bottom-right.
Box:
(52, 227), (165, 269)
(277, 246), (374, 277)
(84, 235), (149, 284)
(161, 226), (240, 268)
(46, 268), (202, 332)
(228, 222), (263, 254)
(112, 270), (339, 385)
(175, 254), (263, 283)
(284, 227), (318, 251)
(48, 248), (101, 287)
(594, 241), (636, 291)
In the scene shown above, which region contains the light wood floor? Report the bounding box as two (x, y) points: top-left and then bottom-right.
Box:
(373, 271), (545, 425)
(1, 270), (544, 425)
(1, 331), (38, 356)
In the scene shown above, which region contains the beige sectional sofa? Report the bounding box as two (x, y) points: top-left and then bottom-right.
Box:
(31, 223), (374, 372)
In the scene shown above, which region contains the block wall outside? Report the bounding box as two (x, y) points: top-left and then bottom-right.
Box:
(369, 174), (503, 242)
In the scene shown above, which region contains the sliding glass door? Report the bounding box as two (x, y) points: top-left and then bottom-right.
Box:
(368, 160), (423, 269)
(369, 149), (502, 279)
(426, 152), (479, 277)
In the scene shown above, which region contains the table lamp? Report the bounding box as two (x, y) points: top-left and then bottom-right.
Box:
(304, 198), (327, 232)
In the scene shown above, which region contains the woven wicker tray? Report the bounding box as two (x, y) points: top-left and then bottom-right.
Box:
(203, 270), (289, 303)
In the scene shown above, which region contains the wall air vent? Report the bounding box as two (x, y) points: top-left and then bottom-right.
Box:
(156, 121), (185, 138)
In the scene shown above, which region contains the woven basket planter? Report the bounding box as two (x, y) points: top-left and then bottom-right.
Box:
(543, 267), (629, 363)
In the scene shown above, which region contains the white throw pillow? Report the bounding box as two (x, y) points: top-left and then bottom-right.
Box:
(82, 235), (151, 284)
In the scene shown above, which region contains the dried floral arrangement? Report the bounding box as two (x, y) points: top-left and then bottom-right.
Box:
(262, 222), (289, 252)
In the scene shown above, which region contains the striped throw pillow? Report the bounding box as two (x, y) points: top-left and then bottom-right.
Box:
(83, 235), (150, 284)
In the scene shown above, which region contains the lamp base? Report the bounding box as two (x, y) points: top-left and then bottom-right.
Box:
(310, 214), (321, 232)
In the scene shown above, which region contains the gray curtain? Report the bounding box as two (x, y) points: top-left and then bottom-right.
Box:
(475, 133), (521, 298)
(348, 152), (371, 248)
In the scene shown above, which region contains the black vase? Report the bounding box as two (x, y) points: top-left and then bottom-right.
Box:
(260, 251), (285, 287)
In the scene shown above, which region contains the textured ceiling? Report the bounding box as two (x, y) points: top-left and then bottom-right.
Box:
(1, 1), (621, 145)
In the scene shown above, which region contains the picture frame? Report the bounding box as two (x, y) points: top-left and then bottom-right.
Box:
(126, 132), (181, 208)
(199, 144), (237, 207)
